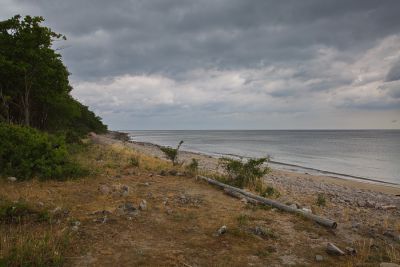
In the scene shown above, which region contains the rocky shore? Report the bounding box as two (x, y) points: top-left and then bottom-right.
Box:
(103, 132), (400, 245)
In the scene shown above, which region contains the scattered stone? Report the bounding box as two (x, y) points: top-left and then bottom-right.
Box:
(289, 204), (297, 209)
(51, 206), (62, 214)
(216, 225), (227, 236)
(37, 201), (44, 207)
(366, 200), (376, 208)
(121, 185), (129, 197)
(7, 177), (17, 182)
(315, 255), (323, 262)
(301, 207), (312, 213)
(98, 185), (111, 194)
(382, 205), (397, 210)
(165, 208), (173, 215)
(91, 210), (112, 216)
(240, 198), (248, 204)
(345, 247), (357, 255)
(139, 200), (147, 211)
(380, 263), (400, 267)
(326, 242), (345, 256)
(117, 202), (138, 216)
(163, 197), (169, 206)
(159, 170), (167, 176)
(72, 225), (79, 231)
(168, 170), (178, 176)
(148, 173), (154, 177)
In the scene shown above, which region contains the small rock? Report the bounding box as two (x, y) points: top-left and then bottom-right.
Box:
(117, 202), (138, 216)
(98, 185), (111, 194)
(216, 225), (227, 236)
(345, 247), (357, 255)
(326, 242), (345, 256)
(380, 263), (400, 267)
(72, 221), (81, 227)
(139, 200), (147, 211)
(289, 204), (298, 209)
(315, 255), (323, 262)
(71, 225), (79, 231)
(301, 207), (312, 213)
(37, 201), (44, 207)
(7, 177), (17, 182)
(366, 200), (376, 208)
(51, 206), (62, 214)
(121, 185), (129, 197)
(240, 198), (248, 204)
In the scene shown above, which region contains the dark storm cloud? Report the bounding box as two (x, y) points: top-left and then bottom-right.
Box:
(386, 61), (400, 82)
(2, 0), (400, 129)
(4, 0), (400, 80)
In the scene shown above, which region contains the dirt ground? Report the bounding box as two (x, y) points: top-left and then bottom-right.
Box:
(1, 136), (399, 266)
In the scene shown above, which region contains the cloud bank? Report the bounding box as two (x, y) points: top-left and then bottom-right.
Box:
(1, 0), (400, 129)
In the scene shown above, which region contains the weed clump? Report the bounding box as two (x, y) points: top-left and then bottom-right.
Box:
(186, 158), (199, 176)
(316, 193), (326, 207)
(0, 199), (51, 224)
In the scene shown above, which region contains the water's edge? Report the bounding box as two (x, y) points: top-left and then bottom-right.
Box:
(126, 136), (400, 188)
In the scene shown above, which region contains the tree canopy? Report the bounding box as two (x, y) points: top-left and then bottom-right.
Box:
(0, 15), (106, 134)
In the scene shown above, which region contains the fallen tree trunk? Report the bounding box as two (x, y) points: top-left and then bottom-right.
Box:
(198, 175), (337, 229)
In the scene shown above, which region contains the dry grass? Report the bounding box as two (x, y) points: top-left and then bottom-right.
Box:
(1, 139), (399, 266)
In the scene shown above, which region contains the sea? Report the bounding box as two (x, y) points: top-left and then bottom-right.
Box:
(125, 130), (400, 186)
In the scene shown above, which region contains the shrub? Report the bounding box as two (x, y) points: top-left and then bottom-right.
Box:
(0, 199), (51, 224)
(160, 140), (184, 166)
(0, 123), (87, 180)
(316, 193), (326, 207)
(219, 157), (271, 189)
(129, 156), (140, 167)
(186, 158), (199, 176)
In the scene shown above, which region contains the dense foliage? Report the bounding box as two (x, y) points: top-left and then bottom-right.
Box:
(219, 157), (271, 189)
(0, 15), (106, 135)
(0, 123), (87, 180)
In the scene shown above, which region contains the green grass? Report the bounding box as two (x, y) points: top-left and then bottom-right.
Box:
(0, 199), (52, 224)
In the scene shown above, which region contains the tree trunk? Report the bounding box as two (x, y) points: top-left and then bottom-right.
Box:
(198, 175), (338, 229)
(22, 72), (31, 126)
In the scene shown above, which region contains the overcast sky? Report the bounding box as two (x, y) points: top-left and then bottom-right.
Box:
(2, 0), (400, 129)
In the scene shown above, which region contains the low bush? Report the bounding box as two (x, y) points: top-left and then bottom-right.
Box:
(0, 199), (51, 224)
(0, 123), (87, 180)
(219, 157), (271, 189)
(160, 140), (184, 166)
(316, 193), (326, 207)
(186, 158), (199, 176)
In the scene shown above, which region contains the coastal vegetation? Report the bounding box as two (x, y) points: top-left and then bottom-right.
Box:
(160, 140), (184, 166)
(0, 15), (107, 181)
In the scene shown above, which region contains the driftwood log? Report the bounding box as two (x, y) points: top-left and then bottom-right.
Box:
(198, 175), (337, 229)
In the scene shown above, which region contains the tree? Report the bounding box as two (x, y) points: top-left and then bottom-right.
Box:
(0, 15), (106, 134)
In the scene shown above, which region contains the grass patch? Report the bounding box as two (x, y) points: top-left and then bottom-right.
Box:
(0, 226), (70, 267)
(0, 199), (51, 224)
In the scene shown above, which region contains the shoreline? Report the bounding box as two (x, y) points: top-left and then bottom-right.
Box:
(120, 134), (400, 195)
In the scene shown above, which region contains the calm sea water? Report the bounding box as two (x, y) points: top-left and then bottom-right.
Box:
(125, 130), (400, 185)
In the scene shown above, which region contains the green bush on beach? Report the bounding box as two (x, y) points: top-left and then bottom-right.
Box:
(219, 157), (271, 189)
(0, 123), (87, 180)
